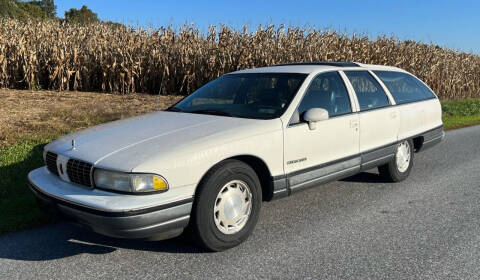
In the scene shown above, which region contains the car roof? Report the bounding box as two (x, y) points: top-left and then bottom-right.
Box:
(230, 62), (405, 74)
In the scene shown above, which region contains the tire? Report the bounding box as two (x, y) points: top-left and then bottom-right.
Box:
(378, 139), (414, 182)
(191, 159), (262, 251)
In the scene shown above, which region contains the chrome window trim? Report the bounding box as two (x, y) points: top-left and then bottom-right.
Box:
(367, 69), (397, 105)
(343, 70), (394, 111)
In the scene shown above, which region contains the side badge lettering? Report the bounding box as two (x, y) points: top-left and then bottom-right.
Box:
(286, 157), (307, 165)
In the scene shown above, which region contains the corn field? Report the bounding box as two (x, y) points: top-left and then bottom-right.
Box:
(0, 19), (479, 99)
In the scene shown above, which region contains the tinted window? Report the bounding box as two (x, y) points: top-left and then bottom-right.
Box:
(296, 72), (352, 119)
(374, 71), (436, 104)
(172, 73), (307, 119)
(345, 71), (390, 111)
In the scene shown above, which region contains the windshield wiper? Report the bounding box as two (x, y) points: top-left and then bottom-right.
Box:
(165, 106), (182, 112)
(189, 109), (232, 117)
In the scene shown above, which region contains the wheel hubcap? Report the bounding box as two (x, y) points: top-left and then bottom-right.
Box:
(213, 180), (252, 235)
(396, 141), (411, 173)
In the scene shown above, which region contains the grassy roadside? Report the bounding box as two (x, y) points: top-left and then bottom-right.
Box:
(0, 91), (479, 235)
(441, 99), (480, 130)
(0, 141), (51, 233)
(0, 89), (182, 235)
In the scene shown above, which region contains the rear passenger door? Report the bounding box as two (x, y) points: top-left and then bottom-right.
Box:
(343, 71), (399, 155)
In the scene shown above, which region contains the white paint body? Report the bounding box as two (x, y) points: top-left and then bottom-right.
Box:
(38, 63), (443, 211)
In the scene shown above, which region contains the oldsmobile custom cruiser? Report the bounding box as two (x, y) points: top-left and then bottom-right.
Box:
(29, 62), (444, 251)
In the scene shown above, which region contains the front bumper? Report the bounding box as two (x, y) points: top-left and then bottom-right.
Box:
(28, 167), (193, 239)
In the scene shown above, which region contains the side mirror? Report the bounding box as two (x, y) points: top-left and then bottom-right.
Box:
(303, 108), (329, 130)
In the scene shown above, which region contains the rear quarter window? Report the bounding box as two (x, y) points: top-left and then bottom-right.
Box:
(373, 71), (436, 104)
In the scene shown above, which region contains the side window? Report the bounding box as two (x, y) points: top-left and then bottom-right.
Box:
(345, 71), (390, 111)
(295, 72), (352, 121)
(373, 71), (436, 104)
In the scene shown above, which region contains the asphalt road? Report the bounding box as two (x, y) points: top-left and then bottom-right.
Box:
(1, 125), (479, 280)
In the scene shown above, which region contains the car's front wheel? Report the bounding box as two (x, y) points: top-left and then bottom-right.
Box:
(378, 139), (414, 182)
(191, 159), (262, 251)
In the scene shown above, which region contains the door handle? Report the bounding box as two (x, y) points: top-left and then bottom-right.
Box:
(350, 120), (359, 128)
(390, 112), (398, 119)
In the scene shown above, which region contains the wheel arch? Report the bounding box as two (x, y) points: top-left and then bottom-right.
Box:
(195, 154), (275, 201)
(412, 136), (424, 152)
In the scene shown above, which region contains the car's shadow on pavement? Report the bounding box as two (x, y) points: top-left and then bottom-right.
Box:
(0, 222), (207, 261)
(341, 171), (391, 184)
(0, 171), (388, 262)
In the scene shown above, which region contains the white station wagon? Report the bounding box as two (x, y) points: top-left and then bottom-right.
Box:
(29, 62), (444, 251)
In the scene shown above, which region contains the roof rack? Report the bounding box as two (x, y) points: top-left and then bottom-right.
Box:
(273, 62), (360, 67)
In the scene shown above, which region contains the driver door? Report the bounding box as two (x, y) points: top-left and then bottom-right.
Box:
(283, 71), (360, 191)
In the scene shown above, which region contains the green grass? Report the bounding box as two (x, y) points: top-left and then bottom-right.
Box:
(443, 114), (480, 130)
(0, 98), (479, 235)
(0, 140), (51, 234)
(442, 98), (480, 130)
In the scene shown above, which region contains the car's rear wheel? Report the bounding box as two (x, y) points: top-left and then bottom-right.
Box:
(191, 159), (262, 251)
(378, 139), (414, 182)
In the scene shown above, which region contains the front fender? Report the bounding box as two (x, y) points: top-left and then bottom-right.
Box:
(133, 122), (284, 197)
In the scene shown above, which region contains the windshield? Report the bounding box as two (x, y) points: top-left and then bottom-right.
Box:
(169, 73), (308, 119)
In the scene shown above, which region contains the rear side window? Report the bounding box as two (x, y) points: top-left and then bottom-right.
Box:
(373, 71), (436, 104)
(296, 71), (352, 119)
(344, 71), (390, 111)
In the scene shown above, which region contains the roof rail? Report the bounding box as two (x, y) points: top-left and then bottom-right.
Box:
(273, 62), (360, 67)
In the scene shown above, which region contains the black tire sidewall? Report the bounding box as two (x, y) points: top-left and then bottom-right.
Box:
(391, 139), (414, 180)
(193, 160), (262, 251)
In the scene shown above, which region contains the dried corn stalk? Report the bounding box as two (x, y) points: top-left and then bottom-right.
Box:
(0, 18), (479, 100)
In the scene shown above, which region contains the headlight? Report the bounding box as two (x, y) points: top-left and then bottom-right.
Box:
(131, 173), (168, 192)
(93, 169), (168, 193)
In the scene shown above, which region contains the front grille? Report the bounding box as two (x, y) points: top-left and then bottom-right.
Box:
(44, 151), (93, 188)
(66, 159), (93, 187)
(45, 152), (59, 176)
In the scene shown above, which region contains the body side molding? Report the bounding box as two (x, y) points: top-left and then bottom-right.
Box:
(270, 125), (444, 200)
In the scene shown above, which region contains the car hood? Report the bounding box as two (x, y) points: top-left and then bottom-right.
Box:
(46, 111), (276, 171)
